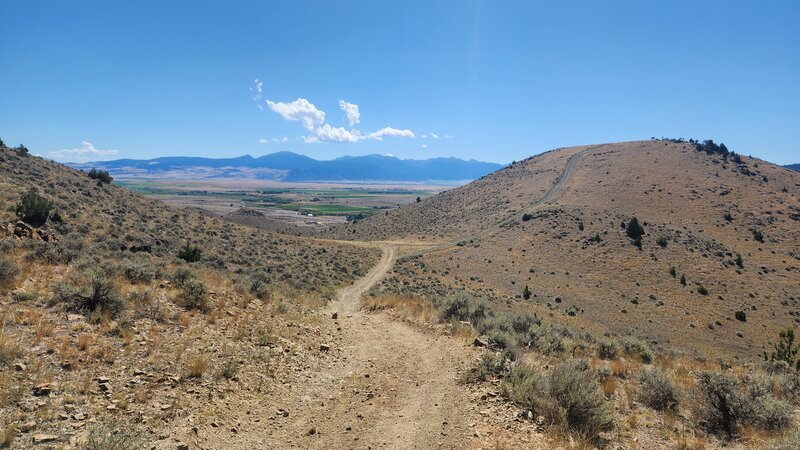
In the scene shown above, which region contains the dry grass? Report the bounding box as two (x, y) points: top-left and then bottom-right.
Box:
(601, 377), (617, 398)
(0, 335), (20, 367)
(362, 295), (439, 323)
(184, 354), (209, 380)
(76, 332), (95, 351)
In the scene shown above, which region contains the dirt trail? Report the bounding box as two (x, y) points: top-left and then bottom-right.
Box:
(328, 243), (395, 315)
(251, 243), (480, 449)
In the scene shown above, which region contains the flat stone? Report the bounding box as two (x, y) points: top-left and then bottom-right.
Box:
(33, 434), (59, 443)
(33, 383), (52, 396)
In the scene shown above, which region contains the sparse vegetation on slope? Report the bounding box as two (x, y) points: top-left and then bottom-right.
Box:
(0, 142), (380, 447)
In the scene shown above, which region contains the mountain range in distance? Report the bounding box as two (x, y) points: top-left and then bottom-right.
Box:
(70, 151), (504, 183)
(786, 163), (800, 171)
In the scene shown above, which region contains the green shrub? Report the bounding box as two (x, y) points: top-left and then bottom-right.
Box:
(735, 254), (744, 268)
(178, 278), (208, 311)
(752, 229), (764, 243)
(522, 285), (531, 300)
(53, 273), (125, 318)
(0, 256), (20, 289)
(597, 340), (619, 360)
(14, 144), (29, 157)
(764, 329), (800, 370)
(14, 188), (53, 227)
(87, 168), (113, 184)
(735, 310), (747, 322)
(522, 213), (533, 221)
(656, 235), (668, 248)
(177, 243), (202, 263)
(639, 367), (679, 411)
(626, 217), (644, 240)
(697, 285), (709, 296)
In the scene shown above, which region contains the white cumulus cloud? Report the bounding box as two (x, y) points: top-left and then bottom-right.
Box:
(338, 100), (360, 127)
(368, 127), (415, 141)
(50, 141), (119, 163)
(266, 98), (326, 131)
(258, 139), (269, 144)
(261, 91), (414, 144)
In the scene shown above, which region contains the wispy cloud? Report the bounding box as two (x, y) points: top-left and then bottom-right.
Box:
(250, 79), (264, 111)
(50, 141), (118, 163)
(261, 90), (414, 143)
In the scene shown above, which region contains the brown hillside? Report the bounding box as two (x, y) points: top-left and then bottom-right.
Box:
(346, 140), (800, 360)
(0, 146), (381, 448)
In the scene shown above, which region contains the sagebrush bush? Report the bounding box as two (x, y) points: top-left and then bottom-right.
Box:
(621, 337), (653, 363)
(171, 267), (195, 288)
(249, 271), (271, 300)
(769, 428), (800, 450)
(504, 359), (613, 441)
(598, 340), (619, 360)
(178, 278), (208, 311)
(697, 371), (746, 438)
(52, 273), (125, 318)
(751, 395), (793, 431)
(638, 367), (679, 411)
(0, 256), (20, 289)
(698, 370), (794, 437)
(503, 365), (553, 419)
(120, 257), (160, 284)
(549, 359), (614, 439)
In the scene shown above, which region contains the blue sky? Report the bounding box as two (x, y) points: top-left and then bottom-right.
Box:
(1, 1), (798, 164)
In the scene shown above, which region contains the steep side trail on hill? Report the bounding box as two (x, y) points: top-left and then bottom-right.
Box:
(419, 143), (602, 255)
